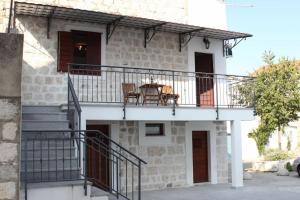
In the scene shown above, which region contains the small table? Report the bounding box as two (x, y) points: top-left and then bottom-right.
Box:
(139, 83), (165, 105)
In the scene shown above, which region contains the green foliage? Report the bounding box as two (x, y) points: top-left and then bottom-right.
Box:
(248, 123), (273, 155)
(263, 149), (291, 161)
(263, 50), (275, 65)
(286, 162), (293, 172)
(238, 52), (300, 153)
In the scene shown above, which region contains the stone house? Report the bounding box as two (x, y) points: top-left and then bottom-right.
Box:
(0, 0), (254, 200)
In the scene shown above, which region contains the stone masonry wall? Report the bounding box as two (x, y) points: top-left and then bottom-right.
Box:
(0, 33), (23, 200)
(15, 16), (188, 105)
(214, 121), (229, 183)
(1, 0), (187, 32)
(118, 121), (186, 191)
(117, 120), (229, 191)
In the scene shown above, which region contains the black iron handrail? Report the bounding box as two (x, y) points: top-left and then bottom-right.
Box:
(22, 130), (146, 200)
(68, 63), (255, 119)
(68, 73), (82, 130)
(68, 63), (253, 78)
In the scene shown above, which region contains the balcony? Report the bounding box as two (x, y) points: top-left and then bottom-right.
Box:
(68, 64), (255, 121)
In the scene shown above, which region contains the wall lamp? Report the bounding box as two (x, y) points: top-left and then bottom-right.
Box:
(203, 38), (210, 49)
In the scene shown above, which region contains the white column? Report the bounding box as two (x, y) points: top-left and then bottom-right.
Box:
(231, 120), (243, 188)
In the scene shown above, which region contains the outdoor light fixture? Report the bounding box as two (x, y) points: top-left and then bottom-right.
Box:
(203, 38), (210, 49)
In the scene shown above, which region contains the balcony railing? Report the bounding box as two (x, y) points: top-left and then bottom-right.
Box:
(68, 64), (254, 115)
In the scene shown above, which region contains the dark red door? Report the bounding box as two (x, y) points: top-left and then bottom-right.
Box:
(192, 131), (209, 183)
(195, 53), (214, 107)
(86, 124), (110, 190)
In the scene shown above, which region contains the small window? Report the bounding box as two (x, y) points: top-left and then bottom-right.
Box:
(145, 123), (164, 136)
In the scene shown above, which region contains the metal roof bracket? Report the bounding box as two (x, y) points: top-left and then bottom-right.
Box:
(106, 17), (123, 44)
(179, 29), (204, 52)
(144, 23), (166, 48)
(223, 37), (247, 57)
(46, 8), (55, 39)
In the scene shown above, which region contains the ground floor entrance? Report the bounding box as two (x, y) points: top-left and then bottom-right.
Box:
(86, 124), (110, 191)
(192, 131), (209, 183)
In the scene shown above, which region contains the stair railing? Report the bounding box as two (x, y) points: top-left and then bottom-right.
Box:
(22, 130), (146, 200)
(78, 130), (147, 200)
(67, 71), (82, 131)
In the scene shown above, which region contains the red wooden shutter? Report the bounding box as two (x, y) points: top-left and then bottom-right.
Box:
(57, 31), (73, 72)
(86, 32), (101, 65)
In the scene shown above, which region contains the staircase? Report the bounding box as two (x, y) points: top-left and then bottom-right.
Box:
(21, 105), (81, 182)
(21, 104), (146, 200)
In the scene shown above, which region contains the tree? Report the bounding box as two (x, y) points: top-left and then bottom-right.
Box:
(239, 52), (300, 153)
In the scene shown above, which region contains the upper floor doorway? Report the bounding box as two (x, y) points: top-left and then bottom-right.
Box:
(195, 53), (214, 107)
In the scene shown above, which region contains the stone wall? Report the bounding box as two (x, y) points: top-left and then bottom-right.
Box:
(0, 33), (23, 200)
(118, 121), (186, 191)
(16, 16), (188, 105)
(0, 0), (187, 34)
(15, 0), (188, 24)
(214, 121), (229, 183)
(116, 120), (229, 191)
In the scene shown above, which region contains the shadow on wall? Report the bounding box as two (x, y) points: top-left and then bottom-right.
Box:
(16, 16), (68, 105)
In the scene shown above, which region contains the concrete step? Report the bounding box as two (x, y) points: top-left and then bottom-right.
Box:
(21, 140), (74, 149)
(22, 105), (62, 113)
(21, 131), (73, 139)
(22, 120), (69, 131)
(21, 180), (90, 189)
(21, 147), (76, 159)
(21, 158), (79, 171)
(91, 186), (110, 197)
(20, 181), (109, 200)
(22, 112), (68, 121)
(21, 168), (81, 183)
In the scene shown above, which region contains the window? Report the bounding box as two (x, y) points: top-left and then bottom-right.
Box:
(145, 123), (164, 136)
(57, 30), (101, 73)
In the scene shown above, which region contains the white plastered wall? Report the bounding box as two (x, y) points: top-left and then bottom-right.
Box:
(187, 0), (227, 29)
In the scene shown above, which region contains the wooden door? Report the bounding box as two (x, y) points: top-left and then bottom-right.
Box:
(192, 131), (209, 183)
(86, 124), (110, 190)
(195, 53), (214, 107)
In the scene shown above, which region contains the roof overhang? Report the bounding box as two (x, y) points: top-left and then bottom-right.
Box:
(14, 1), (252, 53)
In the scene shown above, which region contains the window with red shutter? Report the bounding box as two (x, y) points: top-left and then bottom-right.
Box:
(57, 30), (101, 75)
(57, 31), (73, 72)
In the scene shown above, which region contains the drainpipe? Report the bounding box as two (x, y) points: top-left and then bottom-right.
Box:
(7, 0), (13, 33)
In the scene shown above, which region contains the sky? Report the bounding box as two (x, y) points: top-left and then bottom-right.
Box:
(226, 0), (300, 75)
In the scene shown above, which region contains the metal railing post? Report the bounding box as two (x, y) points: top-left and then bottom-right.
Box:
(215, 74), (219, 120)
(116, 158), (119, 199)
(67, 64), (70, 121)
(138, 159), (141, 200)
(83, 133), (87, 196)
(172, 71), (175, 116)
(24, 136), (28, 200)
(123, 68), (126, 120)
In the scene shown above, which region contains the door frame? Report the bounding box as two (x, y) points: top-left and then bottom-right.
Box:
(185, 121), (217, 185)
(192, 131), (209, 183)
(194, 52), (215, 107)
(86, 123), (111, 190)
(84, 121), (120, 190)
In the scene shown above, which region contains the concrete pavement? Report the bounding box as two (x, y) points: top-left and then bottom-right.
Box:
(141, 172), (300, 200)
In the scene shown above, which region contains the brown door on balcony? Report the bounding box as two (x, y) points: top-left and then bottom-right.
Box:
(86, 124), (110, 191)
(192, 131), (209, 183)
(195, 53), (214, 107)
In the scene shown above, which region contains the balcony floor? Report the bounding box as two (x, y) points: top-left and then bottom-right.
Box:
(80, 103), (254, 121)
